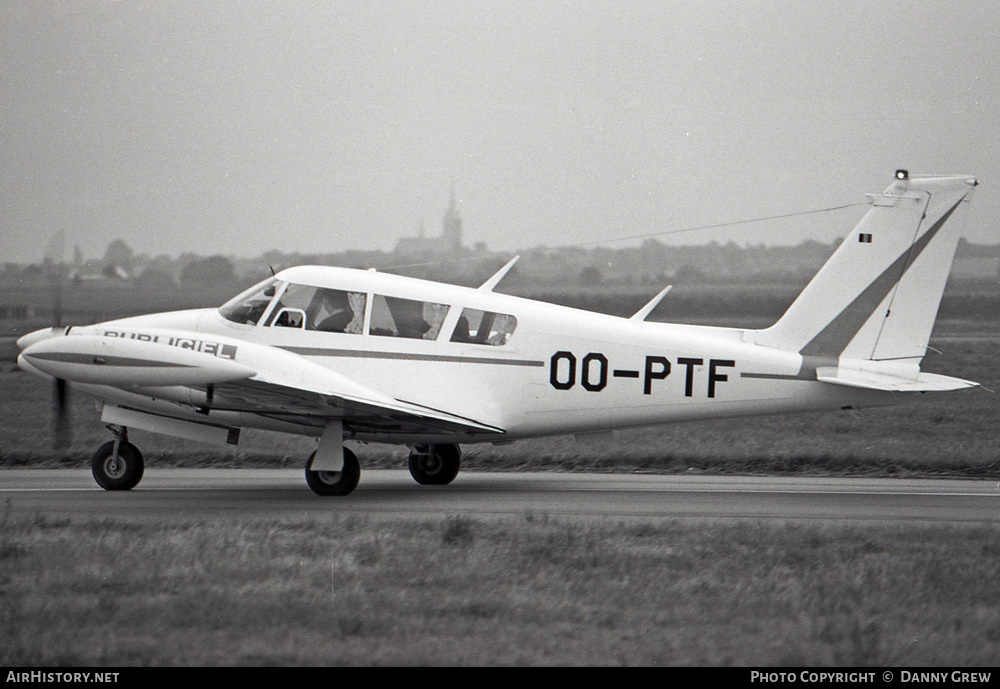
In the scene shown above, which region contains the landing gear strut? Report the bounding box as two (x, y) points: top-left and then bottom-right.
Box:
(408, 444), (461, 485)
(92, 427), (144, 491)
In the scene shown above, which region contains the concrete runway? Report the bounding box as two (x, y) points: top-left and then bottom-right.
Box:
(2, 469), (998, 523)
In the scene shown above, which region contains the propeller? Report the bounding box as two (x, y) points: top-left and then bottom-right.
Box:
(53, 376), (71, 451)
(44, 231), (72, 451)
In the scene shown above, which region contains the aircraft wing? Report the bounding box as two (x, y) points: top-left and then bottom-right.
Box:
(18, 328), (505, 439)
(208, 366), (506, 438)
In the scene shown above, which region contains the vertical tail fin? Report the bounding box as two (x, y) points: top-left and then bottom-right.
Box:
(750, 171), (978, 370)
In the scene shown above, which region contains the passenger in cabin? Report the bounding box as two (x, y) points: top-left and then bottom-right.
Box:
(449, 308), (517, 345)
(396, 314), (431, 338)
(452, 316), (472, 343)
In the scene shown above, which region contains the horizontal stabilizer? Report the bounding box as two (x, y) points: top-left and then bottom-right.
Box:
(815, 366), (978, 392)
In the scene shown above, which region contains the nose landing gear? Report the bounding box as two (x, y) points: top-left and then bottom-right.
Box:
(91, 427), (144, 491)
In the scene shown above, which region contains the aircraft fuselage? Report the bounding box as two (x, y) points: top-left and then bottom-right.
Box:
(78, 271), (892, 446)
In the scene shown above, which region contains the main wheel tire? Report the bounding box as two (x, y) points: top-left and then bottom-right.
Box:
(305, 447), (360, 496)
(91, 440), (144, 491)
(408, 444), (461, 485)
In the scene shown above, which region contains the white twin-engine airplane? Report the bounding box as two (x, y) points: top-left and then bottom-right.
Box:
(16, 171), (980, 495)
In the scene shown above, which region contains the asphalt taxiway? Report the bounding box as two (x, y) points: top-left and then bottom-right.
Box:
(1, 469), (997, 523)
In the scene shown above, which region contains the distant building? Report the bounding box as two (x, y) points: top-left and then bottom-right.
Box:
(395, 187), (464, 257)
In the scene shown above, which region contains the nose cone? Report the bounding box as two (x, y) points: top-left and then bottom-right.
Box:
(16, 326), (67, 351)
(16, 328), (66, 380)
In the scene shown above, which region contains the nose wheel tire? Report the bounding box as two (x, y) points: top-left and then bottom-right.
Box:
(305, 447), (360, 496)
(408, 444), (461, 485)
(91, 440), (144, 491)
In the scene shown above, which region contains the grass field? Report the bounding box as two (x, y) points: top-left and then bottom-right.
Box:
(2, 511), (998, 666)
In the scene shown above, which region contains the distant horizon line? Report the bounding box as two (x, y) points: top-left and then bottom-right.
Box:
(10, 234), (998, 269)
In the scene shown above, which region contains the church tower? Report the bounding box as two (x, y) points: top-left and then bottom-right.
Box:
(393, 185), (466, 257)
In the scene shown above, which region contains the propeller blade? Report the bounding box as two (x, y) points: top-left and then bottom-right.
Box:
(53, 377), (71, 451)
(46, 233), (69, 450)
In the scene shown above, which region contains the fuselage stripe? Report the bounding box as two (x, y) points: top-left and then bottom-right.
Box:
(277, 346), (545, 367)
(23, 352), (193, 368)
(741, 372), (805, 381)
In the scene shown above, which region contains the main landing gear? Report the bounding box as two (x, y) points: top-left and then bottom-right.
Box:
(91, 427), (144, 491)
(304, 443), (462, 496)
(305, 447), (361, 496)
(408, 444), (461, 485)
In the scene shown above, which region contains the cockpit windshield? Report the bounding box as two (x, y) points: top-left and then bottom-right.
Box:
(218, 277), (280, 325)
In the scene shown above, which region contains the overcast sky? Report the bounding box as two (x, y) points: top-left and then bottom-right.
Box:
(2, 0), (998, 264)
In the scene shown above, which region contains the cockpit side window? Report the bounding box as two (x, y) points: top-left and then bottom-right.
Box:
(265, 283), (366, 333)
(450, 308), (517, 346)
(218, 277), (280, 325)
(370, 294), (448, 340)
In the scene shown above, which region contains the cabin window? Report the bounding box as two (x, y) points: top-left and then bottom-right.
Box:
(265, 283), (366, 333)
(369, 295), (448, 340)
(450, 308), (517, 346)
(218, 277), (280, 325)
